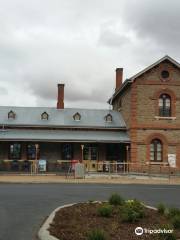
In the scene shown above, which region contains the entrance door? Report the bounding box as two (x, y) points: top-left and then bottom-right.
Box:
(83, 144), (98, 171)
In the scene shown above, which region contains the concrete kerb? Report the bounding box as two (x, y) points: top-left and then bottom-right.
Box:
(38, 203), (75, 240)
(38, 202), (158, 240)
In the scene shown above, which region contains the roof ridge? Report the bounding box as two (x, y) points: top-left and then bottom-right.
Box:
(130, 55), (180, 81)
(0, 106), (116, 111)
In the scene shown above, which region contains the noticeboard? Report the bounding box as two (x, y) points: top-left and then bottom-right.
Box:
(38, 159), (47, 172)
(168, 154), (176, 168)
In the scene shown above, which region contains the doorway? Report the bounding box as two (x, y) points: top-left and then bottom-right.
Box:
(83, 144), (98, 171)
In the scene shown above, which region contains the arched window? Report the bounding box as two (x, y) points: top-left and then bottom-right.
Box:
(150, 139), (162, 162)
(8, 110), (16, 119)
(159, 94), (171, 117)
(41, 112), (49, 120)
(105, 113), (113, 122)
(73, 112), (81, 121)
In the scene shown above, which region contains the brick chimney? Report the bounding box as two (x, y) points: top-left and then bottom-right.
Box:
(57, 84), (65, 109)
(116, 68), (123, 90)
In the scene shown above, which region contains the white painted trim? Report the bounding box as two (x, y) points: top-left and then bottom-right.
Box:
(154, 116), (176, 120)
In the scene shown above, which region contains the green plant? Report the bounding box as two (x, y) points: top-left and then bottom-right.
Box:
(157, 203), (166, 215)
(121, 207), (140, 223)
(171, 214), (180, 229)
(87, 229), (107, 240)
(120, 199), (145, 223)
(168, 208), (180, 218)
(97, 204), (113, 218)
(158, 224), (176, 240)
(109, 193), (124, 206)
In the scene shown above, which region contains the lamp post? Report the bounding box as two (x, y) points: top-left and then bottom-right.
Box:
(126, 145), (129, 173)
(81, 144), (84, 163)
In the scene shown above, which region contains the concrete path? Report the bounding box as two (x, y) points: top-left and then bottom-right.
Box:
(0, 174), (180, 184)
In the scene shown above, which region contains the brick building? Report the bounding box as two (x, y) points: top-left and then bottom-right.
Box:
(110, 55), (180, 171)
(1, 55), (180, 173)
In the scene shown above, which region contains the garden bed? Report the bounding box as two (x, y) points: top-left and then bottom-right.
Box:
(49, 195), (180, 240)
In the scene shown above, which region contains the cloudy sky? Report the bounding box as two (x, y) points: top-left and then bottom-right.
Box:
(0, 0), (180, 109)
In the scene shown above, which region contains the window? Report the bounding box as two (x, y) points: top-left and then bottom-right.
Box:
(27, 144), (39, 160)
(83, 144), (98, 160)
(41, 112), (49, 120)
(9, 143), (21, 159)
(105, 113), (113, 122)
(161, 70), (169, 79)
(106, 144), (119, 161)
(8, 110), (16, 119)
(62, 143), (73, 160)
(150, 139), (162, 162)
(73, 112), (81, 121)
(159, 94), (171, 117)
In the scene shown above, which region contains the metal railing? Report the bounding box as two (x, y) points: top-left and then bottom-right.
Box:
(0, 159), (179, 177)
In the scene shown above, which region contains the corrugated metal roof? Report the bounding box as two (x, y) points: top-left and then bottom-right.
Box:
(0, 107), (126, 129)
(0, 129), (130, 143)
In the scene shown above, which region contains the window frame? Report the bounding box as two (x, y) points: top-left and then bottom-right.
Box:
(105, 113), (113, 122)
(41, 112), (49, 120)
(150, 139), (163, 162)
(83, 144), (98, 161)
(62, 143), (73, 160)
(73, 112), (81, 121)
(9, 143), (22, 160)
(158, 94), (171, 117)
(26, 143), (40, 160)
(8, 110), (16, 119)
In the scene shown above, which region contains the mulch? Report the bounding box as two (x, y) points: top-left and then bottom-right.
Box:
(49, 202), (180, 240)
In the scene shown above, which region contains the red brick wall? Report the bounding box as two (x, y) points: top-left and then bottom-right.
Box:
(112, 60), (180, 169)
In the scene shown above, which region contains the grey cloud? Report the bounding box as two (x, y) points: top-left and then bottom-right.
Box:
(0, 0), (179, 109)
(121, 0), (180, 52)
(98, 28), (130, 48)
(0, 87), (8, 95)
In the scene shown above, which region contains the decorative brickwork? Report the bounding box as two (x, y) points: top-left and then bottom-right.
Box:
(112, 56), (180, 170)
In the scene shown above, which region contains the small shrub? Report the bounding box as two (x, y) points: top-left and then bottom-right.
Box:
(121, 207), (140, 223)
(128, 199), (145, 218)
(97, 204), (113, 218)
(157, 203), (166, 215)
(158, 224), (176, 240)
(109, 193), (124, 206)
(171, 214), (180, 229)
(120, 199), (145, 223)
(87, 229), (106, 240)
(168, 207), (180, 218)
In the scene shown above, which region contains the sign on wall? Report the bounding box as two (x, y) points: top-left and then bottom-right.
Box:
(168, 154), (176, 168)
(38, 160), (47, 171)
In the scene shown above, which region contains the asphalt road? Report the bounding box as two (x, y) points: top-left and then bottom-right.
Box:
(0, 183), (180, 240)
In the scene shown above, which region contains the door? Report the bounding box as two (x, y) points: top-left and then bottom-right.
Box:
(83, 144), (98, 171)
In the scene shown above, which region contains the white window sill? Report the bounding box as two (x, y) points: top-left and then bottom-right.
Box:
(146, 161), (169, 165)
(154, 116), (176, 120)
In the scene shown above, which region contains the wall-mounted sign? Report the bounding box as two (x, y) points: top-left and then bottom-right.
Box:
(168, 154), (176, 168)
(38, 159), (47, 171)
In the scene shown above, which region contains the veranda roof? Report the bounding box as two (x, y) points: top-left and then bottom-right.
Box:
(0, 129), (130, 143)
